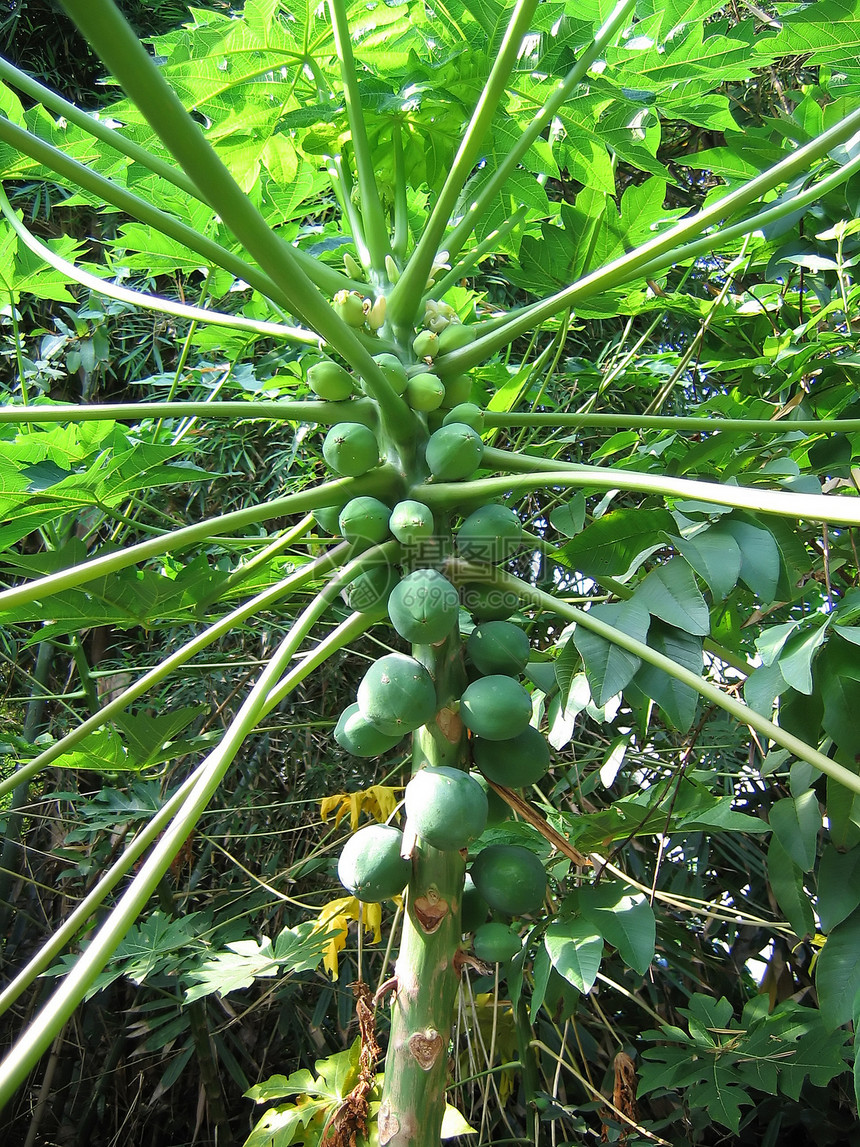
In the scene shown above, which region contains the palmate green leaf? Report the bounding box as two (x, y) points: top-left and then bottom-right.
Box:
(634, 556), (709, 636)
(0, 552), (231, 639)
(816, 907), (860, 1030)
(555, 507), (674, 578)
(764, 0), (860, 65)
(710, 516), (781, 604)
(573, 599), (651, 706)
(626, 620), (703, 731)
(769, 791), (821, 873)
(606, 18), (771, 89)
(577, 882), (656, 975)
(819, 635), (860, 762)
(666, 525), (741, 601)
(818, 844), (860, 932)
(544, 917), (603, 993)
(767, 835), (814, 941)
(184, 922), (330, 1004)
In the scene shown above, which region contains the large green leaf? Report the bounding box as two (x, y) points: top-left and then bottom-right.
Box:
(767, 835), (814, 940)
(544, 918), (603, 993)
(634, 556), (709, 635)
(627, 620), (703, 731)
(816, 907), (860, 1030)
(578, 882), (656, 975)
(555, 507), (674, 578)
(769, 792), (821, 873)
(573, 599), (651, 706)
(818, 845), (860, 933)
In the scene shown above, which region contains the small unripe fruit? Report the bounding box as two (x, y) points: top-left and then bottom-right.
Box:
(357, 653), (437, 736)
(412, 330), (439, 360)
(313, 505), (342, 536)
(443, 402), (484, 432)
(425, 424), (484, 480)
(372, 353), (409, 395)
(460, 675), (532, 741)
(338, 496), (391, 544)
(338, 824), (410, 902)
(437, 322), (476, 355)
(307, 360), (354, 401)
(405, 766), (488, 851)
(457, 504), (522, 563)
(389, 500), (435, 545)
(322, 423), (380, 477)
(335, 703), (403, 757)
(405, 372), (445, 412)
(388, 569), (459, 644)
(473, 921), (522, 964)
(333, 289), (368, 327)
(441, 373), (474, 408)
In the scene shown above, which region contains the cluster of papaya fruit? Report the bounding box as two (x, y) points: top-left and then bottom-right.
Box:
(308, 313), (551, 964)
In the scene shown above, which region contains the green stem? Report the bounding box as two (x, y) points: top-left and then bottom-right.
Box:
(441, 0), (636, 264)
(0, 470), (394, 612)
(0, 399), (377, 426)
(328, 154), (370, 267)
(0, 542), (351, 802)
(392, 124), (410, 260)
(0, 642), (54, 941)
(58, 0), (406, 428)
(327, 0), (392, 274)
(428, 205), (529, 301)
(0, 603), (376, 1112)
(418, 446), (860, 527)
(632, 147), (860, 285)
(386, 0), (540, 327)
(446, 561), (860, 797)
(478, 412), (846, 434)
(434, 106), (860, 376)
(0, 189), (317, 345)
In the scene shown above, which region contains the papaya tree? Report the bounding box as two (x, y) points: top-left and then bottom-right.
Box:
(1, 0), (860, 1143)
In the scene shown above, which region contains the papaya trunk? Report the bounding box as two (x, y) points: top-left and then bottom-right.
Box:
(379, 630), (468, 1147)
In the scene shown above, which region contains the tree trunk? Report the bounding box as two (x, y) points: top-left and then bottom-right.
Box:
(379, 630), (468, 1147)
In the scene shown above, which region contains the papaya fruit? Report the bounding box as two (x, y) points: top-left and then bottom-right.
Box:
(437, 322), (476, 355)
(322, 423), (379, 477)
(443, 402), (484, 432)
(470, 844), (546, 916)
(467, 621), (530, 676)
(405, 372), (445, 412)
(460, 582), (519, 622)
(341, 565), (399, 613)
(412, 330), (438, 360)
(313, 505), (342, 536)
(442, 373), (473, 407)
(372, 352), (408, 395)
(461, 872), (490, 933)
(357, 652), (437, 735)
(460, 675), (531, 741)
(472, 725), (550, 786)
(389, 500), (435, 546)
(388, 569), (459, 644)
(470, 771), (511, 826)
(457, 503), (522, 564)
(338, 823), (410, 902)
(405, 766), (488, 851)
(338, 496), (391, 544)
(333, 289), (368, 327)
(335, 702), (403, 757)
(473, 921), (521, 963)
(425, 424), (484, 481)
(307, 359), (353, 401)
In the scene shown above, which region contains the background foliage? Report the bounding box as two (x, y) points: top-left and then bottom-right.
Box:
(1, 0), (860, 1144)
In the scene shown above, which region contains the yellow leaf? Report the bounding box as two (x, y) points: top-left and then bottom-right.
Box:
(320, 793), (350, 828)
